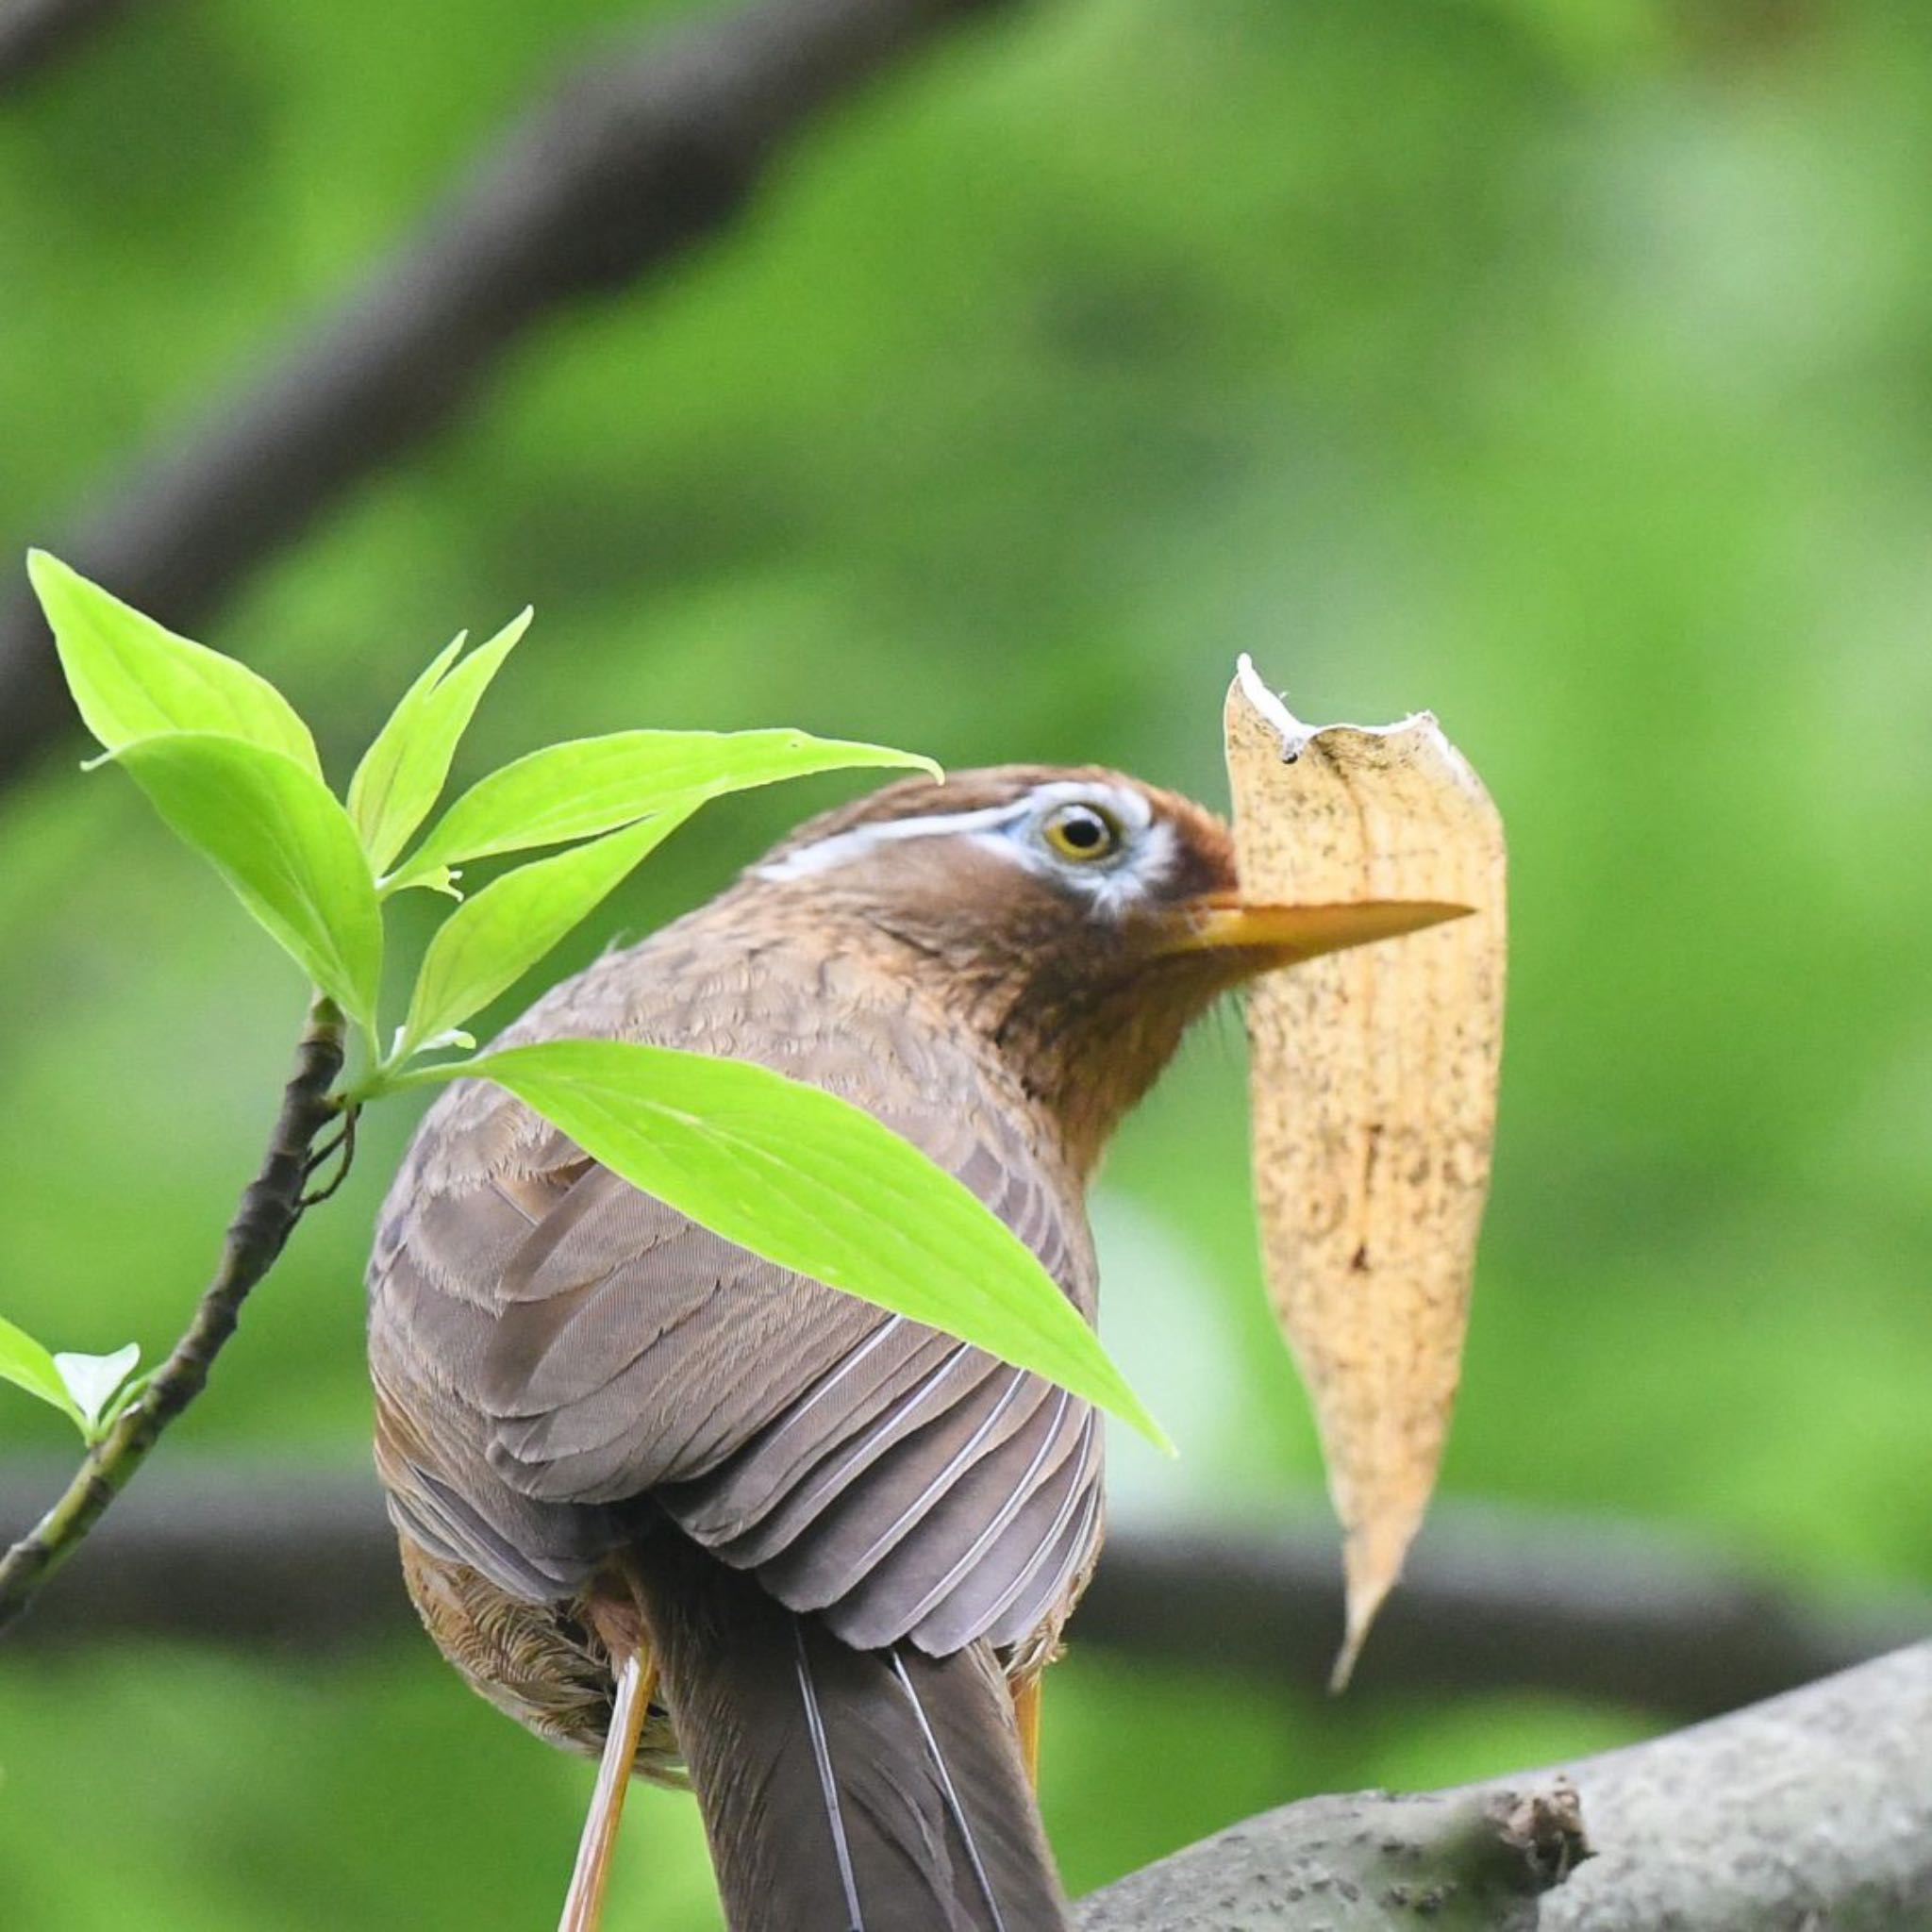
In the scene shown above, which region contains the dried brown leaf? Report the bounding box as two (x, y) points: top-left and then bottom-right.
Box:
(1225, 655), (1507, 1688)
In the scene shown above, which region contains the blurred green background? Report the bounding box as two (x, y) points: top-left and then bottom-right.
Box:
(4, 0), (1931, 1924)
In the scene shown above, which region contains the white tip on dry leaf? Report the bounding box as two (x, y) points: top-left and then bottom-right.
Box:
(1225, 657), (1507, 1691)
(1232, 653), (1441, 761)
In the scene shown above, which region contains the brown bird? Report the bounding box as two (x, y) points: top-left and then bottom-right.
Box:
(366, 765), (1455, 1931)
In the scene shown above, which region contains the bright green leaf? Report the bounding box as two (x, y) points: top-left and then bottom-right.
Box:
(387, 730), (940, 891)
(349, 608), (533, 874)
(398, 811), (690, 1058)
(53, 1343), (141, 1436)
(348, 631), (466, 858)
(0, 1316), (86, 1431)
(28, 550), (320, 774)
(463, 1039), (1170, 1451)
(113, 734), (382, 1033)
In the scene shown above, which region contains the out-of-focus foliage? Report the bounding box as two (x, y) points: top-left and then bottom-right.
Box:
(3, 0), (1930, 1924)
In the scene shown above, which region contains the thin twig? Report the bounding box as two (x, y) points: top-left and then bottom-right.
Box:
(298, 1104), (358, 1208)
(303, 1120), (350, 1177)
(0, 991), (346, 1635)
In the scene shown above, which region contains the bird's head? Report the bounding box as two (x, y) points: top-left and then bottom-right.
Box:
(744, 765), (1462, 1173)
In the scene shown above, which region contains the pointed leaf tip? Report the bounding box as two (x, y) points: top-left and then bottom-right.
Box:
(29, 551), (320, 773)
(389, 727), (941, 890)
(350, 607), (533, 873)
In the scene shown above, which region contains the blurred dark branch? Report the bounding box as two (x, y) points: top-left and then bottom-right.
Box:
(1079, 1512), (1926, 1721)
(3, 1457), (1920, 1728)
(8, 1457), (1924, 1925)
(0, 0), (1017, 791)
(1077, 1642), (1932, 1929)
(0, 0), (140, 94)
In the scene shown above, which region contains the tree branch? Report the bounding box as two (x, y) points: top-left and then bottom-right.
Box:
(9, 1452), (1917, 1926)
(0, 0), (142, 96)
(8, 1443), (1924, 1924)
(1076, 1512), (1926, 1722)
(0, 994), (346, 1634)
(1076, 1641), (1932, 1930)
(3, 1459), (1921, 1730)
(0, 0), (1019, 792)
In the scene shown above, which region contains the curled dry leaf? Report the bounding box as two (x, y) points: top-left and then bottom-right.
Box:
(1225, 655), (1506, 1689)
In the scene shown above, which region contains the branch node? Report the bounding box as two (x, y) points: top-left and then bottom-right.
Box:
(1483, 1777), (1591, 1889)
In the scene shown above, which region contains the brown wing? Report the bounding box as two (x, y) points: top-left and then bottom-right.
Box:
(368, 928), (1105, 1657)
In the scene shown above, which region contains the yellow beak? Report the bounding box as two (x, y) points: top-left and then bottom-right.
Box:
(1161, 895), (1472, 965)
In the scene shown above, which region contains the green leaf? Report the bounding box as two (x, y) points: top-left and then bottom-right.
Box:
(387, 730), (940, 891)
(0, 1316), (86, 1432)
(398, 811), (689, 1058)
(465, 1039), (1170, 1451)
(348, 608), (532, 874)
(113, 734), (382, 1032)
(53, 1343), (141, 1437)
(348, 631), (466, 859)
(28, 550), (320, 774)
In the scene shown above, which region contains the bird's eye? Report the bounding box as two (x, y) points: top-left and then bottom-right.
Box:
(1040, 801), (1123, 863)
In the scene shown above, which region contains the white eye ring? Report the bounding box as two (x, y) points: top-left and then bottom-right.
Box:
(1039, 801), (1124, 863)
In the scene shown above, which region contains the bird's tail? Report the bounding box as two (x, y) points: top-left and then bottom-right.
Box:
(632, 1532), (1069, 1932)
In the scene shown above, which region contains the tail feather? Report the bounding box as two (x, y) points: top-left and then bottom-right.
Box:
(792, 1621), (865, 1928)
(888, 1653), (1006, 1929)
(633, 1532), (1068, 1932)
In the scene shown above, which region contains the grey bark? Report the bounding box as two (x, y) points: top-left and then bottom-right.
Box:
(1076, 1641), (1932, 1931)
(0, 0), (1017, 791)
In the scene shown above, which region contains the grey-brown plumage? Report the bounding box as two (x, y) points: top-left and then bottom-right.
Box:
(367, 764), (1443, 1928)
(636, 1531), (1064, 1931)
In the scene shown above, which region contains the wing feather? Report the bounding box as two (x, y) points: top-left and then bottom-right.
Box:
(826, 1396), (1088, 1652)
(367, 934), (1107, 1654)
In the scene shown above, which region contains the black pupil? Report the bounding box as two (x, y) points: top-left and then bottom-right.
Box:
(1060, 810), (1107, 851)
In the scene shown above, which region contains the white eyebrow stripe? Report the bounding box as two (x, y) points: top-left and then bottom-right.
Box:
(753, 780), (1159, 889)
(754, 802), (1030, 881)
